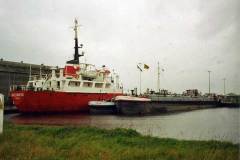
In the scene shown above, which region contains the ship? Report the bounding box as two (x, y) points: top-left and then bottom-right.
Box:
(10, 19), (123, 113)
(88, 101), (117, 114)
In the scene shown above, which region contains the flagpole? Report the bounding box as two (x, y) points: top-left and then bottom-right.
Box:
(157, 62), (160, 93)
(137, 63), (149, 95)
(140, 70), (141, 95)
(137, 63), (142, 95)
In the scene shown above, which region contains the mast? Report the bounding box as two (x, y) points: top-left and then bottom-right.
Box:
(67, 19), (84, 64)
(74, 19), (79, 62)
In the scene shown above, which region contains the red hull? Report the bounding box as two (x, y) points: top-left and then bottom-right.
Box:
(10, 91), (122, 113)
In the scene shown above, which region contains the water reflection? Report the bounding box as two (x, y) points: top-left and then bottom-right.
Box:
(9, 108), (240, 144)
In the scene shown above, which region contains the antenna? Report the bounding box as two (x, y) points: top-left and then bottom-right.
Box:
(73, 18), (80, 39)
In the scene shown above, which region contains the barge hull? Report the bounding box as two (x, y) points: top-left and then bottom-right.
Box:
(117, 101), (217, 115)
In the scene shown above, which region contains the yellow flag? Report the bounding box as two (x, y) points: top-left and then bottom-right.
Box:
(144, 64), (149, 69)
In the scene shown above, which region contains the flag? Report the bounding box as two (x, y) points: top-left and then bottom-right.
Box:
(144, 64), (149, 69)
(137, 65), (142, 72)
(74, 18), (78, 24)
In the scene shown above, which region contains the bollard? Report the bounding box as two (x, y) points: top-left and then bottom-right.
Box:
(0, 94), (4, 134)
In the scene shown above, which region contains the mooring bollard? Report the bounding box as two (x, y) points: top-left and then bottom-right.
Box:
(0, 94), (4, 134)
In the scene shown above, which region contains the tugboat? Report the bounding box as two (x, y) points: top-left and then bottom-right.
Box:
(10, 19), (123, 113)
(88, 100), (117, 114)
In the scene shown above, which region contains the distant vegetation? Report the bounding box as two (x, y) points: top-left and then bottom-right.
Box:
(0, 122), (239, 160)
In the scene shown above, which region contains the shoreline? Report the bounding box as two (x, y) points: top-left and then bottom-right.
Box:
(5, 107), (240, 144)
(0, 122), (239, 160)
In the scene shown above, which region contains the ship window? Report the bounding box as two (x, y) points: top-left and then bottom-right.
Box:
(69, 81), (81, 87)
(95, 83), (103, 88)
(57, 81), (60, 88)
(105, 83), (111, 88)
(83, 82), (93, 88)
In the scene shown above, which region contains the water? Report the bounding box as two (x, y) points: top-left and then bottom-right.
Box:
(9, 108), (240, 144)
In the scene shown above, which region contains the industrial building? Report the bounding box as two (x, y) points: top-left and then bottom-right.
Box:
(0, 59), (51, 104)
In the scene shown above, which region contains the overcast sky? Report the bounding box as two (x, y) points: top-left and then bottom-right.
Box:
(0, 0), (239, 94)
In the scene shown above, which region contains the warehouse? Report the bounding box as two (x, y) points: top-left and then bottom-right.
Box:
(0, 59), (51, 104)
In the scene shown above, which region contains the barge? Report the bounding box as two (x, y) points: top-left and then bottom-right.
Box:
(115, 95), (218, 115)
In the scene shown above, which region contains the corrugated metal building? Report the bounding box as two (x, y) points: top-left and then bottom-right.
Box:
(0, 59), (52, 104)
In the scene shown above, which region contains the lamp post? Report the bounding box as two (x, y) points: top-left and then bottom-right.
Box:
(223, 78), (226, 95)
(157, 62), (160, 93)
(157, 62), (164, 93)
(140, 70), (142, 95)
(208, 71), (211, 94)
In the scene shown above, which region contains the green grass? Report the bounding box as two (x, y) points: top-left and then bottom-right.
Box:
(0, 122), (239, 160)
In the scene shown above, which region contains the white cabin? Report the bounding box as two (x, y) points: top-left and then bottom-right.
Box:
(26, 63), (123, 94)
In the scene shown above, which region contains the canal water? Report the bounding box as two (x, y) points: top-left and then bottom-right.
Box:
(9, 108), (240, 144)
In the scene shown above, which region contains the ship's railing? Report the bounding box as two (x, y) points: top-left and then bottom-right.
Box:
(104, 77), (113, 83)
(29, 74), (48, 81)
(10, 85), (27, 91)
(79, 63), (96, 71)
(222, 96), (240, 104)
(148, 95), (215, 102)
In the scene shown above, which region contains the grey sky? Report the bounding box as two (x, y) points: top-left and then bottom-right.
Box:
(0, 0), (239, 94)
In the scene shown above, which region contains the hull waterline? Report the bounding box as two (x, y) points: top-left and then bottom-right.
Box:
(11, 91), (122, 113)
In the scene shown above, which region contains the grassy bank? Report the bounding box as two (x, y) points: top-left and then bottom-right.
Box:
(0, 122), (239, 160)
